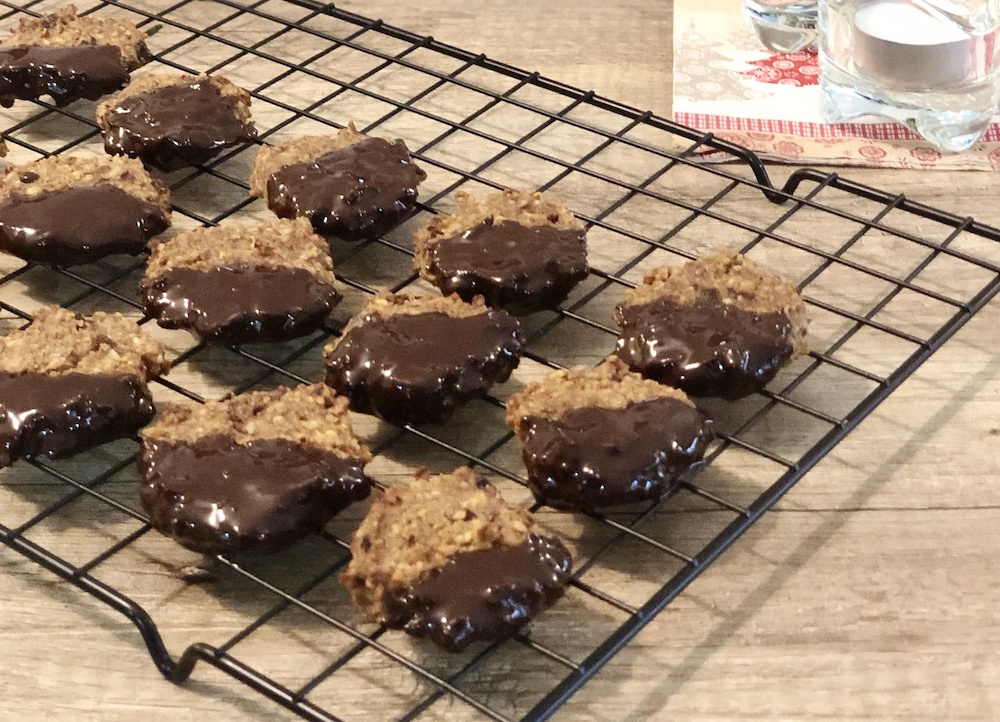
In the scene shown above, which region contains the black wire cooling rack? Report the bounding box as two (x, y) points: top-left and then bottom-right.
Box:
(2, 1), (1000, 720)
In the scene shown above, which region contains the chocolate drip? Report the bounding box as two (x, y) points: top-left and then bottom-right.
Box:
(521, 398), (713, 509)
(0, 44), (132, 107)
(267, 137), (426, 240)
(0, 185), (168, 266)
(385, 535), (571, 652)
(103, 81), (256, 171)
(139, 435), (369, 554)
(614, 293), (795, 400)
(324, 310), (522, 425)
(426, 219), (589, 314)
(0, 372), (154, 467)
(141, 264), (341, 345)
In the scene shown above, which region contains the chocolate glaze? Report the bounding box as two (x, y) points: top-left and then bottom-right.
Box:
(141, 264), (341, 345)
(0, 372), (154, 467)
(0, 44), (138, 107)
(0, 185), (168, 266)
(103, 81), (256, 171)
(139, 434), (369, 554)
(614, 292), (795, 400)
(266, 137), (426, 240)
(324, 310), (522, 425)
(425, 219), (589, 314)
(385, 534), (571, 652)
(521, 398), (713, 509)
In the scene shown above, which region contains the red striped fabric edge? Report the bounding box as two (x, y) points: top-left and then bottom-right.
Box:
(673, 112), (1000, 143)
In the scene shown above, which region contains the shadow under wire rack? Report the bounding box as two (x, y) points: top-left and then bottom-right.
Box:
(1, 0), (999, 720)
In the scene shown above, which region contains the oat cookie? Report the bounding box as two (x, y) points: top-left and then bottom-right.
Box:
(249, 123), (426, 240)
(342, 467), (571, 651)
(614, 250), (809, 399)
(139, 384), (371, 554)
(506, 358), (713, 508)
(0, 154), (170, 266)
(0, 5), (151, 107)
(141, 217), (341, 345)
(324, 292), (522, 425)
(97, 73), (256, 170)
(414, 189), (588, 314)
(0, 306), (167, 466)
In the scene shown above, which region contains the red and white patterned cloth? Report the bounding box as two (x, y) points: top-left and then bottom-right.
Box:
(672, 0), (1000, 169)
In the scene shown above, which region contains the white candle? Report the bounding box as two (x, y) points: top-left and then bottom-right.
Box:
(853, 0), (972, 91)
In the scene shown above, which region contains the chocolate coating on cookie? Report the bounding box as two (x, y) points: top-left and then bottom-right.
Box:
(614, 251), (808, 399)
(324, 298), (522, 425)
(521, 397), (711, 508)
(0, 372), (153, 466)
(0, 307), (166, 466)
(615, 292), (796, 399)
(141, 218), (340, 345)
(0, 184), (167, 266)
(423, 218), (588, 313)
(507, 358), (712, 509)
(0, 45), (132, 107)
(141, 264), (340, 345)
(139, 434), (368, 555)
(385, 534), (571, 652)
(100, 77), (256, 170)
(139, 384), (371, 554)
(0, 7), (150, 107)
(266, 136), (426, 239)
(342, 467), (570, 651)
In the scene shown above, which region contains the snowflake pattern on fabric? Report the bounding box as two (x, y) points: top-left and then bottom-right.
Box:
(741, 50), (820, 87)
(674, 26), (769, 102)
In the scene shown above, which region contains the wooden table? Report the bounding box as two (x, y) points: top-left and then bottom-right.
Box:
(3, 1), (1000, 720)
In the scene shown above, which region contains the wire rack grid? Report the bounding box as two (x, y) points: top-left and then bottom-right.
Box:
(1, 1), (999, 720)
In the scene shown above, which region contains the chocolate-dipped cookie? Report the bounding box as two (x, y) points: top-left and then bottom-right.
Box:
(0, 154), (170, 266)
(614, 250), (809, 400)
(0, 6), (151, 108)
(342, 467), (571, 652)
(140, 217), (341, 345)
(414, 189), (588, 314)
(0, 306), (168, 467)
(506, 358), (713, 509)
(139, 384), (371, 555)
(249, 123), (426, 240)
(324, 292), (522, 425)
(97, 73), (256, 171)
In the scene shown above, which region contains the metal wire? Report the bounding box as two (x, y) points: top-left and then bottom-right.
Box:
(1, 2), (999, 721)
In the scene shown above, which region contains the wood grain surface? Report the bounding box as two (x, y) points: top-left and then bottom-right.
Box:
(2, 1), (1000, 721)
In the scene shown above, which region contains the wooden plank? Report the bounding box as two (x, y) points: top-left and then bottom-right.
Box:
(1, 1), (999, 720)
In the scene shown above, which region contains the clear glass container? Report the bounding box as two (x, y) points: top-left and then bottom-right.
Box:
(819, 0), (1000, 152)
(744, 0), (819, 52)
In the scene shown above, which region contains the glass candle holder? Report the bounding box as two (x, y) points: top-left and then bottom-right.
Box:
(744, 0), (819, 53)
(819, 0), (1000, 152)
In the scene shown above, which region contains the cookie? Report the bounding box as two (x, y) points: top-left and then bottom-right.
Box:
(0, 154), (170, 266)
(413, 189), (588, 314)
(140, 217), (341, 345)
(249, 123), (426, 240)
(0, 306), (168, 467)
(139, 384), (371, 555)
(506, 358), (713, 509)
(342, 467), (571, 652)
(614, 250), (809, 400)
(0, 5), (151, 108)
(324, 292), (522, 425)
(97, 73), (256, 171)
